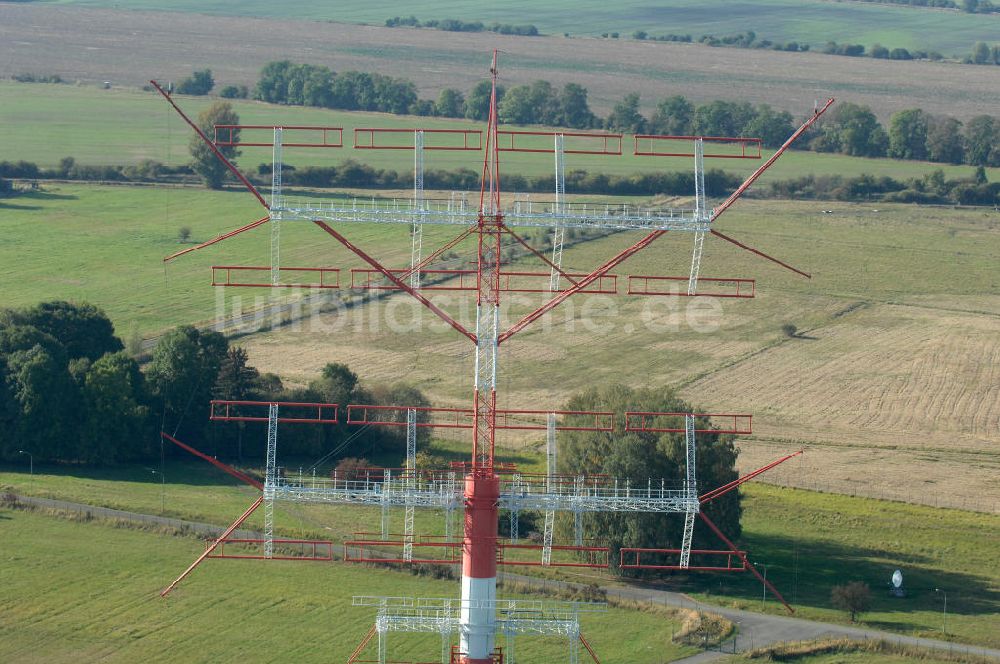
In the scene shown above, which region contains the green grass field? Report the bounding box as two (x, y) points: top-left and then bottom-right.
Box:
(35, 0), (1000, 54)
(3, 462), (998, 648)
(736, 651), (982, 664)
(0, 181), (482, 335)
(0, 506), (697, 663)
(2, 82), (996, 183)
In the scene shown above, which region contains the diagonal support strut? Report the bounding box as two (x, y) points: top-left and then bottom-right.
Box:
(150, 80), (269, 210)
(313, 220), (477, 343)
(163, 215), (270, 263)
(498, 230), (665, 343)
(160, 495), (263, 597)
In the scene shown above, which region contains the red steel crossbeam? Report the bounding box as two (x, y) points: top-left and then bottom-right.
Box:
(344, 539), (610, 569)
(150, 80), (269, 210)
(699, 511), (793, 613)
(634, 134), (762, 159)
(160, 431), (263, 490)
(345, 404), (614, 432)
(160, 495), (263, 596)
(627, 275), (755, 298)
(499, 230), (666, 344)
(350, 268), (616, 294)
(164, 215), (269, 263)
(206, 538), (334, 561)
(711, 98), (834, 224)
(347, 404), (472, 429)
(699, 450), (803, 505)
(624, 412), (752, 435)
(497, 130), (623, 155)
(619, 547), (749, 571)
(498, 543), (609, 568)
(210, 400), (339, 424)
(345, 538), (462, 565)
(354, 127), (483, 150)
(212, 265), (341, 289)
(214, 124), (344, 148)
(313, 220), (477, 343)
(494, 409), (614, 432)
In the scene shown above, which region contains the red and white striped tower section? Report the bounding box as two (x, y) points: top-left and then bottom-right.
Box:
(462, 49), (504, 664)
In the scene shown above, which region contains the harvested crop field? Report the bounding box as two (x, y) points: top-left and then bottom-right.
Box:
(689, 303), (1000, 513)
(2, 4), (999, 121)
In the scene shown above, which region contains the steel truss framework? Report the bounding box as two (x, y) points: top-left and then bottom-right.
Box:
(347, 597), (606, 664)
(150, 52), (832, 664)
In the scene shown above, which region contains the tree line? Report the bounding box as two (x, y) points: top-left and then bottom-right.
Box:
(249, 61), (1000, 169)
(0, 301), (429, 466)
(385, 15), (539, 36)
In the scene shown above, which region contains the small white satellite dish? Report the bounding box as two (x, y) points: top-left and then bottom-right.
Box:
(891, 570), (903, 588)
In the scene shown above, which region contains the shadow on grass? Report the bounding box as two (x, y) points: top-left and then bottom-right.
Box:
(0, 460), (251, 489)
(0, 201), (43, 210)
(20, 189), (79, 201)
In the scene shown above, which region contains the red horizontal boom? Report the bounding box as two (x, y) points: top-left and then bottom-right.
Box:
(210, 400), (339, 424)
(624, 412), (752, 435)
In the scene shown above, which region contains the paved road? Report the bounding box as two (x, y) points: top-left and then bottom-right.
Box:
(16, 494), (1000, 662)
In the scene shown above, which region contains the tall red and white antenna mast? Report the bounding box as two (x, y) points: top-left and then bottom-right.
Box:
(150, 50), (832, 664)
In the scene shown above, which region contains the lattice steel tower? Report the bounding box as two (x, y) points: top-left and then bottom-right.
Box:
(151, 51), (831, 664)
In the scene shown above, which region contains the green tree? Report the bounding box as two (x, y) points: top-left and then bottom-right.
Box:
(972, 41), (991, 64)
(213, 346), (261, 462)
(964, 116), (999, 166)
(0, 321), (68, 363)
(255, 60), (293, 103)
(435, 88), (465, 117)
(5, 301), (122, 361)
(219, 85), (249, 99)
(888, 109), (929, 160)
(5, 345), (78, 463)
(744, 105), (794, 148)
(692, 101), (756, 138)
(498, 80), (560, 126)
(648, 96), (694, 135)
(465, 80), (504, 121)
(309, 362), (358, 406)
(559, 83), (596, 129)
(831, 581), (872, 622)
(558, 384), (741, 574)
(189, 102), (240, 189)
(175, 69), (215, 95)
(820, 103), (887, 158)
(80, 351), (150, 463)
(926, 116), (965, 164)
(605, 93), (646, 134)
(148, 326), (228, 445)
